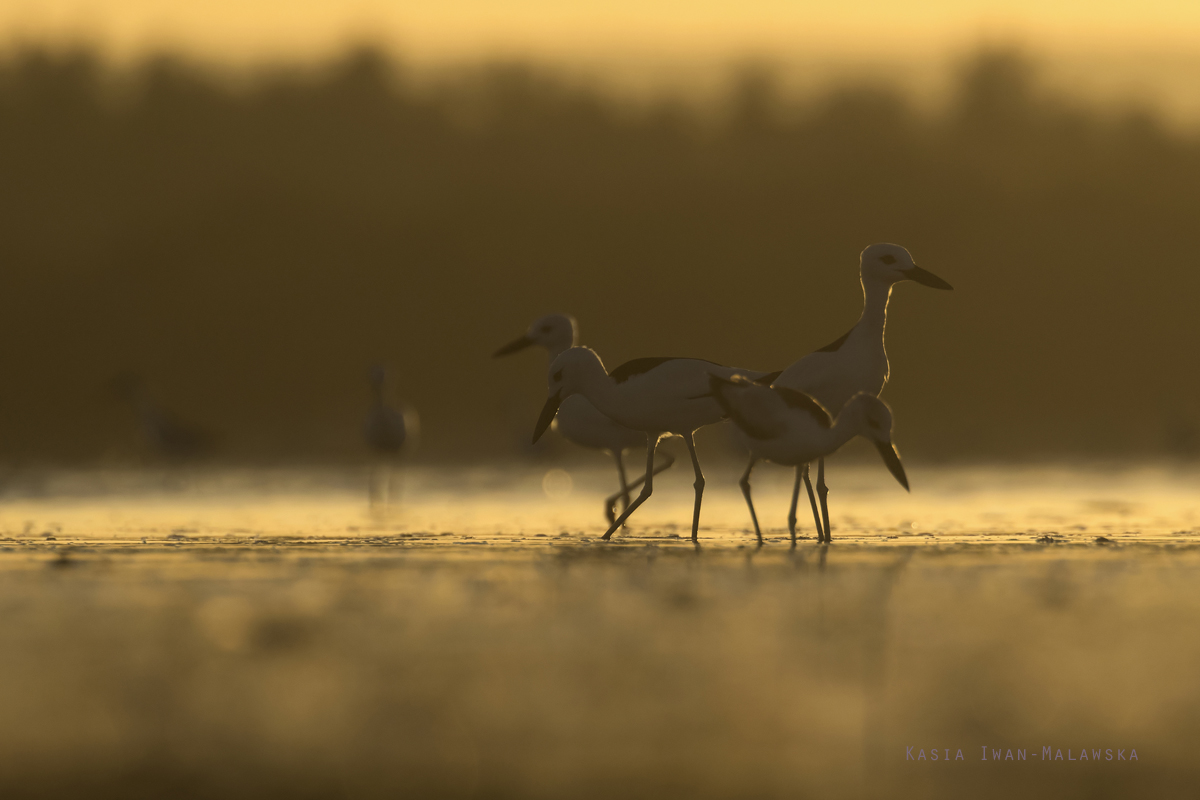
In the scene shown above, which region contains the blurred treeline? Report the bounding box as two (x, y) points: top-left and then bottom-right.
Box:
(1, 44), (1198, 464)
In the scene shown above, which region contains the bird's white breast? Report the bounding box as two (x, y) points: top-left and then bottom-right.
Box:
(774, 328), (888, 415)
(555, 394), (646, 452)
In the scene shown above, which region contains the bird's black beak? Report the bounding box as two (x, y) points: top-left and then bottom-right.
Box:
(874, 440), (910, 491)
(901, 265), (953, 290)
(493, 335), (534, 358)
(533, 390), (562, 443)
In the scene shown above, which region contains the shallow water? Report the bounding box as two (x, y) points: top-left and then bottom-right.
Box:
(1, 462), (1198, 798)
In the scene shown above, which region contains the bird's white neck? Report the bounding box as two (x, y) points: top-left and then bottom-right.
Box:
(566, 361), (623, 420)
(546, 344), (570, 365)
(819, 401), (877, 455)
(858, 277), (893, 339)
(825, 412), (867, 453)
(544, 337), (576, 371)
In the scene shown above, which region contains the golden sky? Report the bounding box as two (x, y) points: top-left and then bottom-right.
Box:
(3, 0), (1200, 63)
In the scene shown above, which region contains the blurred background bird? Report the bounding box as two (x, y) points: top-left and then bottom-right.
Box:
(364, 365), (418, 509)
(110, 372), (216, 465)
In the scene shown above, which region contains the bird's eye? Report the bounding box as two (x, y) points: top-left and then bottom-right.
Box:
(880, 255), (896, 265)
(553, 370), (563, 382)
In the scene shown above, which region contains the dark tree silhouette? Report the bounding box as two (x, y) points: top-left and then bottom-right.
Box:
(0, 45), (1197, 463)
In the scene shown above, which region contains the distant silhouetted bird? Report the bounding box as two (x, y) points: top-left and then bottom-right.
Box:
(111, 372), (215, 463)
(494, 314), (673, 524)
(738, 243), (952, 543)
(712, 375), (908, 546)
(364, 365), (418, 507)
(534, 347), (769, 542)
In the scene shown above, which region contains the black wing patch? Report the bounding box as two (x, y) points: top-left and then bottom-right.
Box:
(753, 370), (782, 386)
(708, 375), (777, 439)
(816, 329), (852, 353)
(610, 357), (725, 384)
(772, 387), (832, 428)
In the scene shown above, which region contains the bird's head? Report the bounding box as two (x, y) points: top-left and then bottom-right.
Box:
(533, 347), (605, 443)
(493, 313), (578, 358)
(860, 243), (953, 290)
(842, 392), (909, 491)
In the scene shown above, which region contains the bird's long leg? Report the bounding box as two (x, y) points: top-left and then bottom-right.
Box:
(788, 465), (802, 548)
(614, 450), (631, 513)
(802, 463), (823, 540)
(603, 434), (661, 540)
(683, 432), (705, 543)
(387, 459), (404, 509)
(605, 453), (675, 523)
(817, 457), (832, 543)
(383, 461), (396, 509)
(738, 456), (762, 546)
(604, 450), (626, 525)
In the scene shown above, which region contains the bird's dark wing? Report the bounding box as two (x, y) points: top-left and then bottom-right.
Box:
(610, 357), (726, 384)
(771, 387), (832, 429)
(815, 328), (853, 353)
(153, 413), (217, 459)
(753, 370), (782, 386)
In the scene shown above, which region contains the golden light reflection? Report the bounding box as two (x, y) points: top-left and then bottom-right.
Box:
(1, 465), (1197, 795)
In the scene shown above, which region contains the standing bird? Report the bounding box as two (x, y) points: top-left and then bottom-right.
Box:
(712, 375), (908, 546)
(738, 243), (952, 543)
(364, 365), (418, 508)
(534, 347), (769, 542)
(111, 372), (215, 463)
(494, 314), (674, 523)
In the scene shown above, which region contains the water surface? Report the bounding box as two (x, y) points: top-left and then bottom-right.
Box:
(1, 463), (1196, 798)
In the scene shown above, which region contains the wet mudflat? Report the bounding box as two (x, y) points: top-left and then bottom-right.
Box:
(1, 463), (1198, 799)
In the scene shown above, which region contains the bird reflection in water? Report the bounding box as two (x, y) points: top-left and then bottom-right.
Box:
(364, 365), (418, 510)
